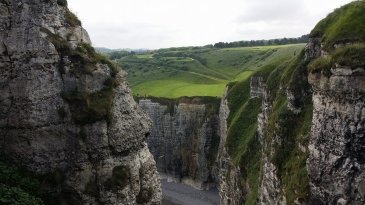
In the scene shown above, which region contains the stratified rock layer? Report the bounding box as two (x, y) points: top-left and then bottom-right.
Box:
(217, 89), (245, 205)
(0, 0), (161, 204)
(307, 46), (365, 204)
(139, 98), (219, 190)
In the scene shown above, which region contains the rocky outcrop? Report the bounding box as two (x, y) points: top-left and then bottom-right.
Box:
(0, 0), (161, 204)
(217, 53), (312, 204)
(257, 83), (285, 205)
(217, 88), (245, 205)
(307, 41), (365, 205)
(304, 38), (322, 60)
(250, 76), (265, 99)
(139, 98), (220, 190)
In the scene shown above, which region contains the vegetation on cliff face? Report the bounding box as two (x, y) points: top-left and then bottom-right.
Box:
(310, 0), (365, 50)
(61, 87), (114, 125)
(224, 48), (301, 204)
(0, 161), (66, 205)
(0, 162), (43, 205)
(267, 52), (312, 204)
(309, 1), (365, 74)
(42, 26), (121, 126)
(224, 46), (315, 204)
(309, 43), (365, 74)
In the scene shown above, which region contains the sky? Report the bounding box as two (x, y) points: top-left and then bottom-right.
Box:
(68, 0), (353, 49)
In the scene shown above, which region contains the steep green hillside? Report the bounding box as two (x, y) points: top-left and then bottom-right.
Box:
(225, 49), (313, 205)
(311, 0), (365, 50)
(224, 1), (365, 204)
(114, 44), (304, 98)
(309, 1), (365, 74)
(224, 48), (309, 204)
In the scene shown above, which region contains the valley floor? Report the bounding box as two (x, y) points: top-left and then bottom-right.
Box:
(161, 179), (219, 205)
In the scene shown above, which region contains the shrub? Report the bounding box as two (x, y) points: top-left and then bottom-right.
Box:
(112, 166), (130, 188)
(0, 185), (43, 205)
(57, 0), (67, 7)
(136, 187), (154, 203)
(61, 87), (114, 125)
(308, 56), (332, 73)
(84, 178), (98, 197)
(308, 44), (365, 74)
(332, 43), (365, 68)
(0, 161), (43, 205)
(57, 107), (67, 119)
(41, 28), (71, 56)
(78, 127), (87, 140)
(76, 43), (120, 76)
(65, 9), (81, 27)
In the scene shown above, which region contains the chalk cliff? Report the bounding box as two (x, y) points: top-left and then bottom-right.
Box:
(0, 0), (161, 204)
(139, 97), (220, 190)
(216, 1), (365, 204)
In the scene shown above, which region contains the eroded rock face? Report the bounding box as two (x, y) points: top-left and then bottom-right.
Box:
(216, 88), (245, 205)
(303, 36), (365, 204)
(307, 41), (365, 204)
(139, 99), (219, 190)
(257, 84), (286, 205)
(250, 76), (265, 99)
(304, 38), (321, 61)
(0, 0), (161, 204)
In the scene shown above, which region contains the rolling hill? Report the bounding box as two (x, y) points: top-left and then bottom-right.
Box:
(110, 44), (305, 98)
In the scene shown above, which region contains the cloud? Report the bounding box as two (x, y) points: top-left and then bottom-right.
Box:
(236, 0), (307, 24)
(68, 0), (354, 49)
(86, 23), (177, 48)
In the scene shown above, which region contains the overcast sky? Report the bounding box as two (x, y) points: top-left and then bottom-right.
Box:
(68, 0), (353, 49)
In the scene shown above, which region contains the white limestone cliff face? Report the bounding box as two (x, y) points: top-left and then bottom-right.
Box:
(139, 98), (219, 190)
(218, 37), (365, 205)
(307, 40), (365, 205)
(216, 88), (245, 205)
(0, 0), (161, 204)
(257, 84), (285, 205)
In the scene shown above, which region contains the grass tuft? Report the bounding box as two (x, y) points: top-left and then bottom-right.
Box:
(308, 56), (332, 73)
(65, 9), (81, 27)
(332, 43), (365, 68)
(308, 43), (365, 75)
(61, 87), (114, 125)
(136, 187), (154, 203)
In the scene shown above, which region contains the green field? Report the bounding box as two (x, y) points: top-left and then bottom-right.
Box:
(114, 44), (305, 98)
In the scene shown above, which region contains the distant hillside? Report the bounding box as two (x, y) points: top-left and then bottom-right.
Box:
(108, 44), (305, 98)
(95, 47), (153, 54)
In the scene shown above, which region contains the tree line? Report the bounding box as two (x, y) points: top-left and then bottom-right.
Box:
(212, 35), (309, 48)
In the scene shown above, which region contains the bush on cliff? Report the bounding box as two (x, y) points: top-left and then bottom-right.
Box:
(0, 162), (43, 205)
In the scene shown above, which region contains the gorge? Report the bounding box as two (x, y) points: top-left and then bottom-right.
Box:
(1, 0), (365, 205)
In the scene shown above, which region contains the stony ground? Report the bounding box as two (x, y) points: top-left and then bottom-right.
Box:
(161, 179), (219, 205)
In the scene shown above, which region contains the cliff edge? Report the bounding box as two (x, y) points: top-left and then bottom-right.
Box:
(217, 1), (365, 204)
(0, 0), (161, 204)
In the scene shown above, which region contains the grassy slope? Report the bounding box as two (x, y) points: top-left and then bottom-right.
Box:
(118, 44), (304, 98)
(225, 2), (365, 204)
(224, 50), (314, 205)
(309, 1), (365, 74)
(311, 0), (365, 50)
